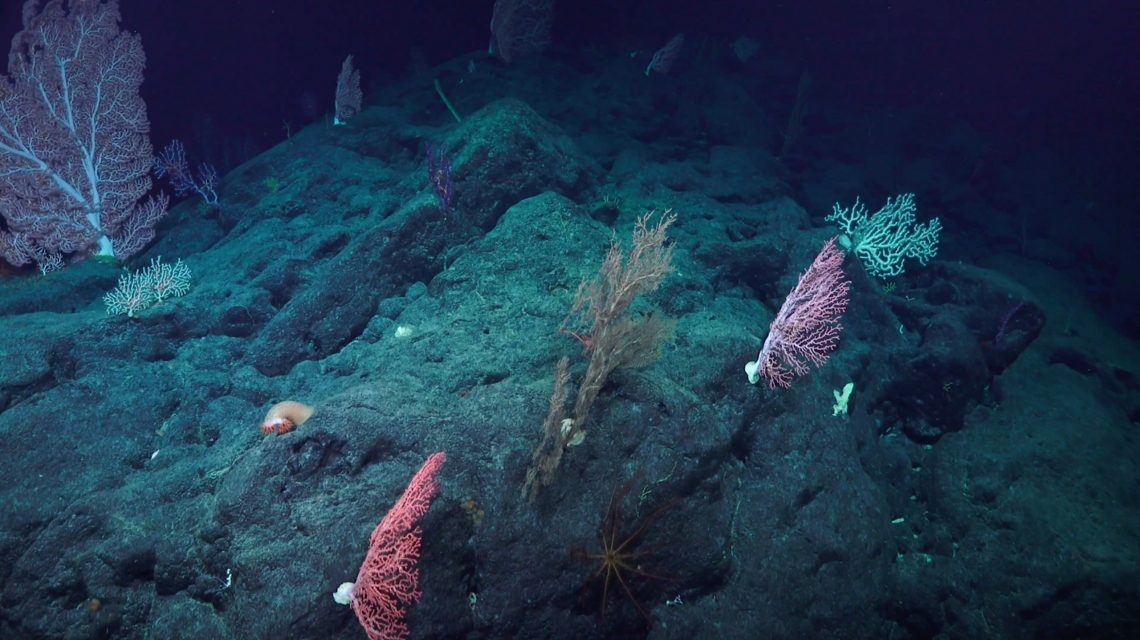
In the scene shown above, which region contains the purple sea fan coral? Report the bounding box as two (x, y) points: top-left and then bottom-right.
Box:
(426, 143), (454, 211)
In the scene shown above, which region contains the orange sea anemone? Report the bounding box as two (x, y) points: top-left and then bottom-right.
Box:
(260, 401), (314, 435)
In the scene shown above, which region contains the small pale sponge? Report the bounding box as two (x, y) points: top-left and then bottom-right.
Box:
(260, 401), (314, 435)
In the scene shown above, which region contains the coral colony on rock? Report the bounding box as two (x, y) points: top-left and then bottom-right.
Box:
(0, 1), (1137, 639)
